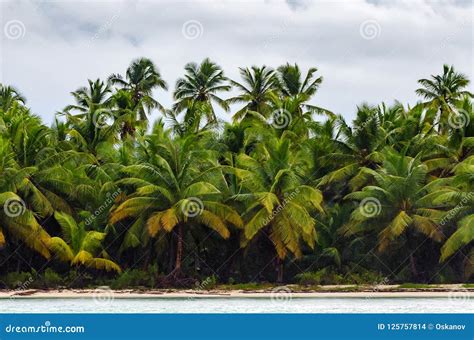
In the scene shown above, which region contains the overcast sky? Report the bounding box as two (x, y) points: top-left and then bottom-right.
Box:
(1, 0), (472, 125)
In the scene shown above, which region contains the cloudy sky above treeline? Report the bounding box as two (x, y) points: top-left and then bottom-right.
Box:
(1, 0), (472, 124)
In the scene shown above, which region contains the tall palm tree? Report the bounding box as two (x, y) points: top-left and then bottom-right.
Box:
(275, 63), (331, 116)
(173, 58), (231, 123)
(227, 66), (277, 121)
(233, 135), (324, 281)
(109, 57), (168, 119)
(110, 124), (242, 276)
(416, 64), (473, 133)
(277, 63), (322, 98)
(65, 79), (112, 114)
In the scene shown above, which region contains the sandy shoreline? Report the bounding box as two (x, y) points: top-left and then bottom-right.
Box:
(1, 285), (472, 299)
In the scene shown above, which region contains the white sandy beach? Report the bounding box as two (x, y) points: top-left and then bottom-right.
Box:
(1, 285), (472, 299)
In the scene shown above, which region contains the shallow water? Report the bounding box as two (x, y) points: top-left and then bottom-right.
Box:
(0, 297), (472, 313)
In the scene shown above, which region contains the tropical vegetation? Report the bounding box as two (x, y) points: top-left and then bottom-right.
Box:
(0, 61), (472, 288)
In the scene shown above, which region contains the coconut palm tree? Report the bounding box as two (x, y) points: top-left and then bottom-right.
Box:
(109, 57), (168, 119)
(110, 123), (242, 276)
(343, 150), (446, 280)
(65, 79), (112, 114)
(432, 153), (474, 263)
(416, 64), (473, 133)
(0, 136), (52, 258)
(48, 211), (121, 273)
(227, 66), (277, 121)
(173, 58), (231, 123)
(318, 104), (386, 192)
(0, 84), (26, 112)
(233, 135), (324, 281)
(275, 63), (331, 116)
(109, 89), (142, 140)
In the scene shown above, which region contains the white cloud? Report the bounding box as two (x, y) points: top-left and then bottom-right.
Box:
(1, 0), (472, 125)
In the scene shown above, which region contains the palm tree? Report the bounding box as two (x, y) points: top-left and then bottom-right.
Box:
(227, 66), (277, 121)
(233, 135), (324, 281)
(48, 211), (121, 273)
(0, 84), (26, 112)
(65, 79), (112, 114)
(0, 136), (52, 258)
(416, 64), (473, 133)
(173, 58), (231, 123)
(109, 89), (143, 140)
(277, 63), (322, 98)
(434, 155), (473, 267)
(109, 57), (168, 119)
(276, 63), (330, 116)
(110, 123), (242, 276)
(343, 150), (446, 280)
(318, 104), (386, 192)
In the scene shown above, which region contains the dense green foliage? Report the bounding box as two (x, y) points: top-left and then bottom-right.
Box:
(0, 60), (472, 288)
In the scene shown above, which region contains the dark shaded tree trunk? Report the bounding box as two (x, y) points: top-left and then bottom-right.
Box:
(276, 257), (284, 283)
(174, 224), (184, 273)
(409, 253), (418, 281)
(407, 231), (420, 282)
(167, 233), (176, 273)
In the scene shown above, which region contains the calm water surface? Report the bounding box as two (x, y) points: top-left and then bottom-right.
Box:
(0, 298), (472, 313)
